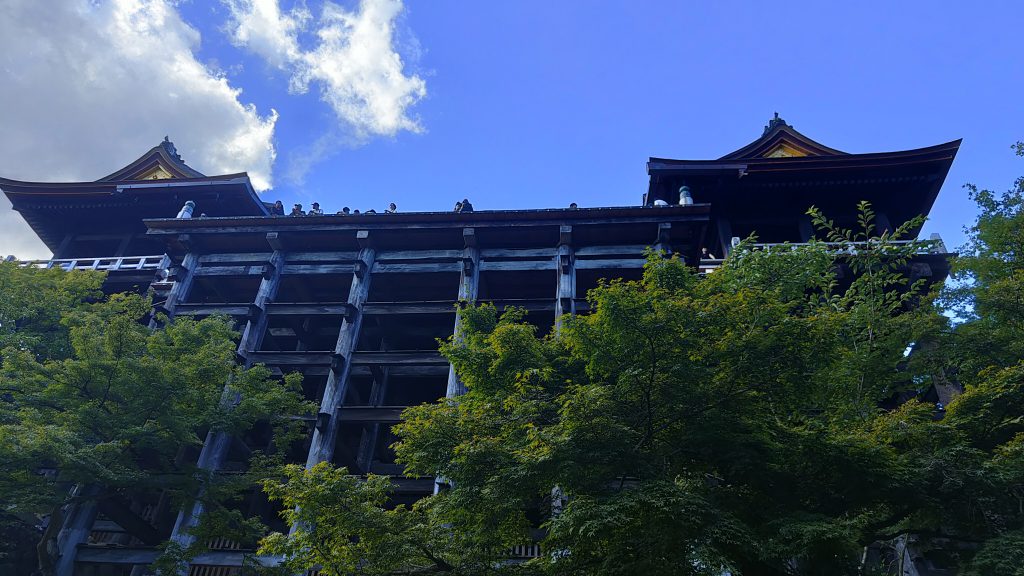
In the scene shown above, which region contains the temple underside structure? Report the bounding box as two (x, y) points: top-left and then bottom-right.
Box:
(2, 118), (960, 576)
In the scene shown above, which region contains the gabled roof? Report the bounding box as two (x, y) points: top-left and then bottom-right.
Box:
(98, 137), (206, 181)
(719, 113), (846, 160)
(1, 139), (269, 252)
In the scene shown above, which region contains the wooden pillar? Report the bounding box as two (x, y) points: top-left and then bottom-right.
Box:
(446, 228), (480, 398)
(356, 364), (390, 473)
(306, 231), (375, 466)
(554, 225), (576, 333)
(53, 487), (100, 576)
(169, 237), (285, 553)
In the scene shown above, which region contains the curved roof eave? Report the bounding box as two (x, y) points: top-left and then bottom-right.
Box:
(649, 139), (962, 173)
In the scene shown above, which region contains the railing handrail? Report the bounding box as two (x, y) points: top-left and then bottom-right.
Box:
(13, 254), (170, 273)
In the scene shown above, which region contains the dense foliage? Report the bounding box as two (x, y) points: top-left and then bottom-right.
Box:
(938, 143), (1024, 575)
(261, 202), (1019, 576)
(6, 158), (1024, 574)
(0, 262), (311, 576)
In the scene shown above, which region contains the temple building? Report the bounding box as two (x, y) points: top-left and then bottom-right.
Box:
(1, 117), (960, 575)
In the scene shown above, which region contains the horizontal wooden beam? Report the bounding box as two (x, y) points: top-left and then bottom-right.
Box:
(376, 249), (463, 261)
(282, 263), (357, 275)
(174, 303), (254, 317)
(574, 244), (648, 257)
(245, 351), (335, 366)
(479, 260), (555, 272)
(362, 301), (457, 315)
(198, 253), (271, 264)
(192, 265), (266, 277)
(372, 262), (461, 274)
(350, 351), (447, 366)
(286, 251), (359, 262)
(265, 302), (352, 316)
(479, 247), (556, 258)
(574, 258), (647, 270)
(338, 406), (406, 423)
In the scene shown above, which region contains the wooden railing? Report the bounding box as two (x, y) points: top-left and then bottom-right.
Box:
(14, 254), (170, 272)
(700, 236), (946, 274)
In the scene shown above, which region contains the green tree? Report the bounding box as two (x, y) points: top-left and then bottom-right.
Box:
(937, 143), (1024, 574)
(0, 262), (312, 575)
(262, 204), (969, 575)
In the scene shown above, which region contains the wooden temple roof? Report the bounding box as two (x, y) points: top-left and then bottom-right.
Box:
(646, 115), (961, 237)
(0, 139), (268, 251)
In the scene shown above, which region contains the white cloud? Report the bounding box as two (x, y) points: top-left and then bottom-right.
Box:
(0, 0), (278, 259)
(224, 0), (309, 68)
(225, 0), (427, 138)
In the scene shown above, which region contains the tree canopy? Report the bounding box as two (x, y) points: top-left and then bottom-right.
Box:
(0, 262), (311, 575)
(260, 203), (1021, 576)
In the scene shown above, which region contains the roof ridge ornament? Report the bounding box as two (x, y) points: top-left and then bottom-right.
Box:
(161, 136), (183, 162)
(763, 112), (790, 136)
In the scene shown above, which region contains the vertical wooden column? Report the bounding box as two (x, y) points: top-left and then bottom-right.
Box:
(356, 364), (390, 473)
(306, 231), (375, 466)
(169, 235), (285, 552)
(53, 487), (100, 576)
(446, 228), (480, 398)
(554, 225), (576, 333)
(550, 225), (576, 517)
(152, 236), (199, 327)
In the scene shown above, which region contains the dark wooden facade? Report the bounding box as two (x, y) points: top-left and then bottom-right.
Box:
(1, 120), (960, 575)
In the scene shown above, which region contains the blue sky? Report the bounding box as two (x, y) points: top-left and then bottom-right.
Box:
(2, 0), (1023, 257)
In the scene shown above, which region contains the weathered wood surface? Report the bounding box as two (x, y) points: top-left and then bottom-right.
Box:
(573, 258), (647, 270)
(479, 247), (557, 259)
(197, 252), (270, 264)
(479, 259), (555, 272)
(285, 251), (359, 262)
(54, 488), (100, 576)
(376, 249), (464, 261)
(338, 406), (405, 423)
(372, 262), (461, 274)
(281, 263), (357, 275)
(173, 303), (253, 317)
(169, 250), (285, 558)
(246, 351), (335, 366)
(145, 211), (710, 236)
(555, 229), (577, 328)
(192, 265), (266, 277)
(307, 239), (375, 467)
(447, 236), (480, 397)
(265, 302), (352, 316)
(350, 350), (447, 366)
(155, 252), (198, 321)
(362, 301), (457, 315)
(573, 244), (648, 257)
